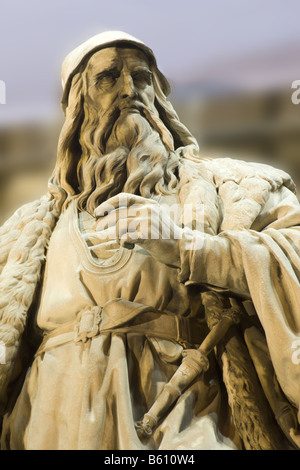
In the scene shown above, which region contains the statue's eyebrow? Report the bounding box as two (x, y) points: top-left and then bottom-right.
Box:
(131, 66), (152, 76)
(131, 66), (151, 72)
(95, 65), (120, 81)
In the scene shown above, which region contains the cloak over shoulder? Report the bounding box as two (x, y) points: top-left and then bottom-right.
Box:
(0, 156), (299, 448)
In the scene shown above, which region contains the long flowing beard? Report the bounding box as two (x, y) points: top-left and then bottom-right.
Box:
(77, 105), (179, 214)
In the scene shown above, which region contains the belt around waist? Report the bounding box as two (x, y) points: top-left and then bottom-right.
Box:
(36, 299), (206, 356)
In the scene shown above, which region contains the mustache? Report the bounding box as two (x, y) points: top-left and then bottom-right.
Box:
(97, 98), (174, 154)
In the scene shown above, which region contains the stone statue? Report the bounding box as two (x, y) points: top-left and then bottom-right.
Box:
(0, 31), (299, 450)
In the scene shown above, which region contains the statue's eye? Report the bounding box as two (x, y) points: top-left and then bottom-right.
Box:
(132, 70), (153, 86)
(95, 72), (117, 87)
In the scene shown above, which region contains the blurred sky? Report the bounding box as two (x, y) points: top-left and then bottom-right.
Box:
(0, 0), (300, 124)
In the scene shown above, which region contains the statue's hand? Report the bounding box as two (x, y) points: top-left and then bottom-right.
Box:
(94, 193), (182, 267)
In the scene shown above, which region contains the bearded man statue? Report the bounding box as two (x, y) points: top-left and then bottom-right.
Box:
(0, 31), (299, 451)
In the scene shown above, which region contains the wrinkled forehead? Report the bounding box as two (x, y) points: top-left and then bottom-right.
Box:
(85, 46), (152, 75)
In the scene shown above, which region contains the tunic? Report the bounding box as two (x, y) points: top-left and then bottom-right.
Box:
(1, 196), (238, 450)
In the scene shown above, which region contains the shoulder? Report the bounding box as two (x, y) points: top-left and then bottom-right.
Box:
(179, 154), (295, 189)
(202, 156), (296, 193)
(179, 155), (298, 231)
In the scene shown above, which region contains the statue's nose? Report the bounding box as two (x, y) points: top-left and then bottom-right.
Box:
(119, 73), (136, 100)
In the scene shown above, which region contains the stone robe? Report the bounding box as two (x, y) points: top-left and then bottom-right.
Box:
(0, 157), (299, 450)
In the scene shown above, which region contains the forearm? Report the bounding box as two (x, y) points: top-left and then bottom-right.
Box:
(177, 225), (300, 408)
(178, 228), (252, 298)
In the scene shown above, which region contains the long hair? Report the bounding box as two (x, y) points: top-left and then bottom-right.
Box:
(48, 64), (201, 213)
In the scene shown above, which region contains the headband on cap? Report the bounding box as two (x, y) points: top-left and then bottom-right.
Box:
(61, 30), (171, 111)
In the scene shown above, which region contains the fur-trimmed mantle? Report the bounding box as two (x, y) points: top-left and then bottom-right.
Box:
(0, 157), (295, 407)
(0, 195), (59, 403)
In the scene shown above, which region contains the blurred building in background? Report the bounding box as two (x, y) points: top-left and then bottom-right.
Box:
(172, 43), (300, 182)
(0, 43), (299, 225)
(0, 120), (61, 223)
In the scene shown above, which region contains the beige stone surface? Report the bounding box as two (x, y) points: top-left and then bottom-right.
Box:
(0, 31), (299, 450)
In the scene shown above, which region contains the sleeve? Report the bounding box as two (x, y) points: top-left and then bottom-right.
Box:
(178, 185), (300, 417)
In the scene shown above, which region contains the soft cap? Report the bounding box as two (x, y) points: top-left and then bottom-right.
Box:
(61, 30), (170, 111)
